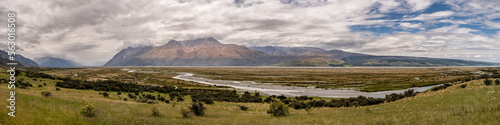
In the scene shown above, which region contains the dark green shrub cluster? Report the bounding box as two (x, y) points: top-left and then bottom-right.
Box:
(189, 90), (262, 103)
(38, 85), (43, 87)
(484, 79), (492, 86)
(460, 84), (467, 88)
(295, 95), (313, 100)
(495, 79), (500, 85)
(16, 81), (33, 89)
(238, 105), (248, 111)
(102, 92), (109, 97)
(431, 83), (451, 91)
(289, 90), (416, 109)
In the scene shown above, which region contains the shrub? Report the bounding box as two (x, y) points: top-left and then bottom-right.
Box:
(102, 92), (109, 97)
(181, 108), (194, 118)
(44, 83), (47, 86)
(267, 101), (289, 116)
(117, 91), (122, 95)
(495, 79), (500, 85)
(80, 102), (97, 118)
(56, 87), (60, 91)
(484, 79), (493, 86)
(41, 91), (52, 97)
(38, 85), (43, 87)
(123, 98), (128, 101)
(239, 105), (248, 111)
(152, 107), (160, 117)
(165, 100), (170, 103)
(189, 102), (206, 116)
(431, 83), (451, 91)
(204, 99), (214, 104)
(460, 84), (467, 88)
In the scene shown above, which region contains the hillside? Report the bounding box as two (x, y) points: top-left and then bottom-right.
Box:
(34, 57), (82, 67)
(250, 46), (498, 66)
(0, 50), (38, 67)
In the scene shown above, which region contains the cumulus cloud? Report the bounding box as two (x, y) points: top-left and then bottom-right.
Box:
(0, 0), (499, 65)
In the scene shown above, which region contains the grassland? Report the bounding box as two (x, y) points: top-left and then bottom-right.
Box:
(38, 67), (492, 92)
(0, 71), (499, 124)
(150, 67), (487, 91)
(0, 67), (499, 124)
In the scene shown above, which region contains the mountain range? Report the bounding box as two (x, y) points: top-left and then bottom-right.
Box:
(34, 57), (82, 68)
(0, 50), (38, 67)
(104, 37), (498, 67)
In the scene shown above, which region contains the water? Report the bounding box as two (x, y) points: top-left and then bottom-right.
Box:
(172, 73), (444, 98)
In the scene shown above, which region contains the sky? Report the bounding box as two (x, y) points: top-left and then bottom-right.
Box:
(1, 0), (499, 65)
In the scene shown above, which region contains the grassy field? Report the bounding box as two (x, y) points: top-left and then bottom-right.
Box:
(39, 67), (494, 91)
(0, 67), (499, 124)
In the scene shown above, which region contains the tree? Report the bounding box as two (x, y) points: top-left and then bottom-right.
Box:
(267, 101), (289, 116)
(484, 79), (493, 86)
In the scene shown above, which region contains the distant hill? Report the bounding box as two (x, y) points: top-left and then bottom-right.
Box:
(105, 37), (308, 66)
(105, 37), (498, 67)
(34, 57), (82, 67)
(0, 50), (38, 67)
(249, 46), (498, 66)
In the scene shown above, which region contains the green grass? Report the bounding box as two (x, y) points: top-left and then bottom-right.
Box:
(1, 73), (499, 124)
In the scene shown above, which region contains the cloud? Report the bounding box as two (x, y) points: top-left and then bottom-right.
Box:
(0, 0), (499, 65)
(399, 22), (422, 29)
(405, 11), (455, 21)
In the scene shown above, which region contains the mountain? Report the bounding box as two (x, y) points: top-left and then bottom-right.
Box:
(105, 37), (311, 66)
(105, 37), (498, 67)
(249, 46), (497, 66)
(34, 57), (82, 67)
(0, 50), (39, 67)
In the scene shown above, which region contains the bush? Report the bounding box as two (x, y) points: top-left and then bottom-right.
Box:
(152, 107), (160, 117)
(41, 91), (52, 97)
(460, 84), (467, 88)
(267, 101), (289, 116)
(117, 91), (122, 95)
(56, 87), (60, 91)
(38, 85), (43, 87)
(431, 83), (451, 91)
(44, 83), (47, 86)
(239, 105), (248, 111)
(123, 98), (128, 101)
(495, 79), (500, 85)
(181, 108), (194, 118)
(204, 99), (214, 104)
(189, 102), (206, 116)
(80, 102), (97, 117)
(102, 92), (109, 97)
(484, 79), (493, 86)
